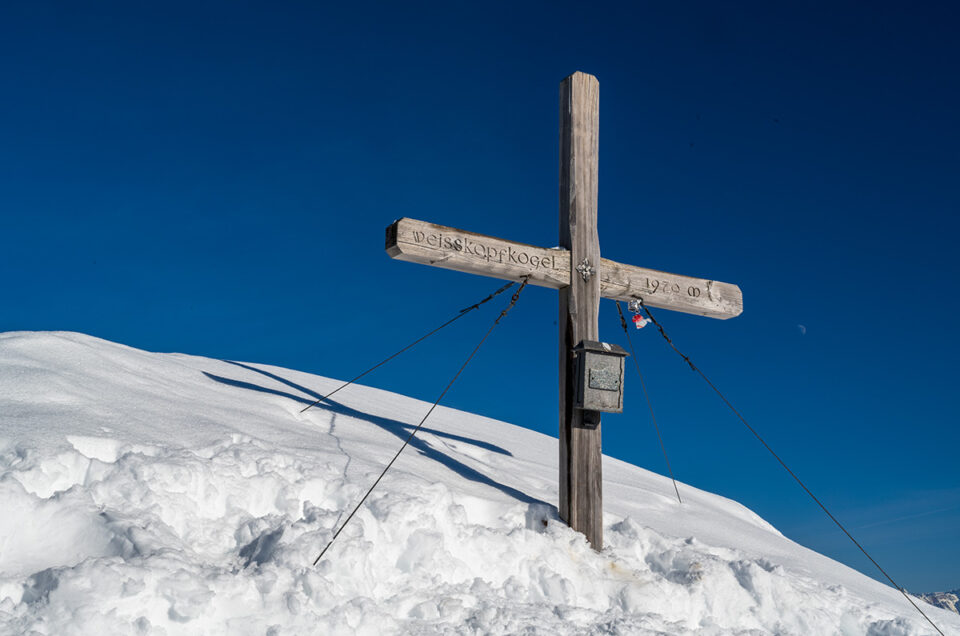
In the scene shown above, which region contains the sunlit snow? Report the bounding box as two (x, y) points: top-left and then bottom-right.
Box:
(0, 332), (955, 634)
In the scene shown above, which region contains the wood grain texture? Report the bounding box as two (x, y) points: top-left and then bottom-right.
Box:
(558, 71), (603, 550)
(386, 217), (570, 287)
(385, 218), (742, 319)
(599, 258), (743, 318)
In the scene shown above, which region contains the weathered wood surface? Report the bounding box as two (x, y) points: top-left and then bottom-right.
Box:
(386, 217), (743, 319)
(386, 217), (569, 287)
(558, 71), (603, 550)
(599, 258), (743, 318)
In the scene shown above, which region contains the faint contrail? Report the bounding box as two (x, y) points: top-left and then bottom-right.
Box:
(857, 505), (958, 530)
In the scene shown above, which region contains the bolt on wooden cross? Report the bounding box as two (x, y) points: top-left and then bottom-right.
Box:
(385, 72), (743, 550)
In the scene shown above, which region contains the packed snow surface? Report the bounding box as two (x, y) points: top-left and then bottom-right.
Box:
(0, 332), (956, 635)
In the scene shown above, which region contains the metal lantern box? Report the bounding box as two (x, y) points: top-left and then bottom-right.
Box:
(572, 340), (628, 413)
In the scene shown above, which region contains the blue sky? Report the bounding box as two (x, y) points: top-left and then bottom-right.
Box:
(2, 2), (958, 592)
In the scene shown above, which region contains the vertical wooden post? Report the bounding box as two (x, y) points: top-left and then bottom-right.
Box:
(558, 71), (602, 549)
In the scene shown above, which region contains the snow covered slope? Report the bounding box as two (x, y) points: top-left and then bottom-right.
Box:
(0, 332), (956, 635)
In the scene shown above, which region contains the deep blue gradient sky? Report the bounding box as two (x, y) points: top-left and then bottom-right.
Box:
(2, 2), (958, 592)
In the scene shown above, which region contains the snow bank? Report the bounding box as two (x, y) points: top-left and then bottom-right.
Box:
(0, 332), (955, 635)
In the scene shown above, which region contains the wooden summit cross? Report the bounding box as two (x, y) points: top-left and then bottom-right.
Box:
(385, 72), (743, 550)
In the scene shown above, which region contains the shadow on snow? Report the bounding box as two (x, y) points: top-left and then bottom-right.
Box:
(202, 360), (551, 508)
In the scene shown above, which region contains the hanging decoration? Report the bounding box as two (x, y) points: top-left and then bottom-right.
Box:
(628, 299), (649, 329)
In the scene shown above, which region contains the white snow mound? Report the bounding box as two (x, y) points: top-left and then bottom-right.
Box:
(0, 332), (955, 635)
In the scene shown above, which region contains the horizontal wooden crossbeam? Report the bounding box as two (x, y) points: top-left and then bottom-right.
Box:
(386, 217), (743, 319)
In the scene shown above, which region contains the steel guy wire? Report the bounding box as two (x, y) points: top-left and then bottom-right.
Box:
(614, 300), (682, 504)
(313, 277), (530, 566)
(634, 296), (944, 636)
(299, 280), (516, 415)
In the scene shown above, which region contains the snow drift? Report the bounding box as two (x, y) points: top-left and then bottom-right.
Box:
(0, 331), (955, 635)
